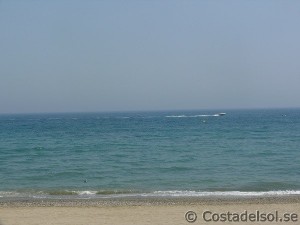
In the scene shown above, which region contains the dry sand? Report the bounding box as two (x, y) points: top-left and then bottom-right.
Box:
(0, 197), (300, 225)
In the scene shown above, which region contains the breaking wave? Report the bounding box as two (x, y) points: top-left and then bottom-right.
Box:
(1, 190), (300, 199)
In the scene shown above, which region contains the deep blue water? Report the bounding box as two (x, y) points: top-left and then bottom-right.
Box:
(0, 109), (300, 198)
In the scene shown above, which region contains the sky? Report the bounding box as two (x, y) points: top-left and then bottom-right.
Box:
(1, 0), (300, 113)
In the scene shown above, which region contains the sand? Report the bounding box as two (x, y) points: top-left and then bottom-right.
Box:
(0, 197), (300, 225)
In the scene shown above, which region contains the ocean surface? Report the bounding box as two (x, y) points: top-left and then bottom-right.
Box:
(0, 109), (300, 199)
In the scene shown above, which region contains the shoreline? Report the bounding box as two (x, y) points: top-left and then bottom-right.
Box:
(1, 195), (300, 207)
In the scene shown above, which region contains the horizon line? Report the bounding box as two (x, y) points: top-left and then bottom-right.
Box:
(0, 106), (299, 115)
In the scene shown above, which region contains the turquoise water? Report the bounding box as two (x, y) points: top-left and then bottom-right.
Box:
(0, 109), (300, 198)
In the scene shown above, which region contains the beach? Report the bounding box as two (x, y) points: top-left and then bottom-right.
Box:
(1, 197), (300, 225)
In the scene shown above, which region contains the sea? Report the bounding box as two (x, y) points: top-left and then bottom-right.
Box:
(0, 108), (300, 199)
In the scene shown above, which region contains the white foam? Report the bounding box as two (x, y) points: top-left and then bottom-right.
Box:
(77, 191), (97, 195)
(88, 190), (300, 198)
(165, 115), (187, 118)
(166, 114), (220, 118)
(148, 190), (300, 197)
(1, 190), (300, 199)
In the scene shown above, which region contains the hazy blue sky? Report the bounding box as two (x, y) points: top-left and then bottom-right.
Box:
(1, 0), (300, 113)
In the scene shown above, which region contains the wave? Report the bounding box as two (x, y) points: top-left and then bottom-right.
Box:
(149, 190), (300, 197)
(1, 190), (300, 199)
